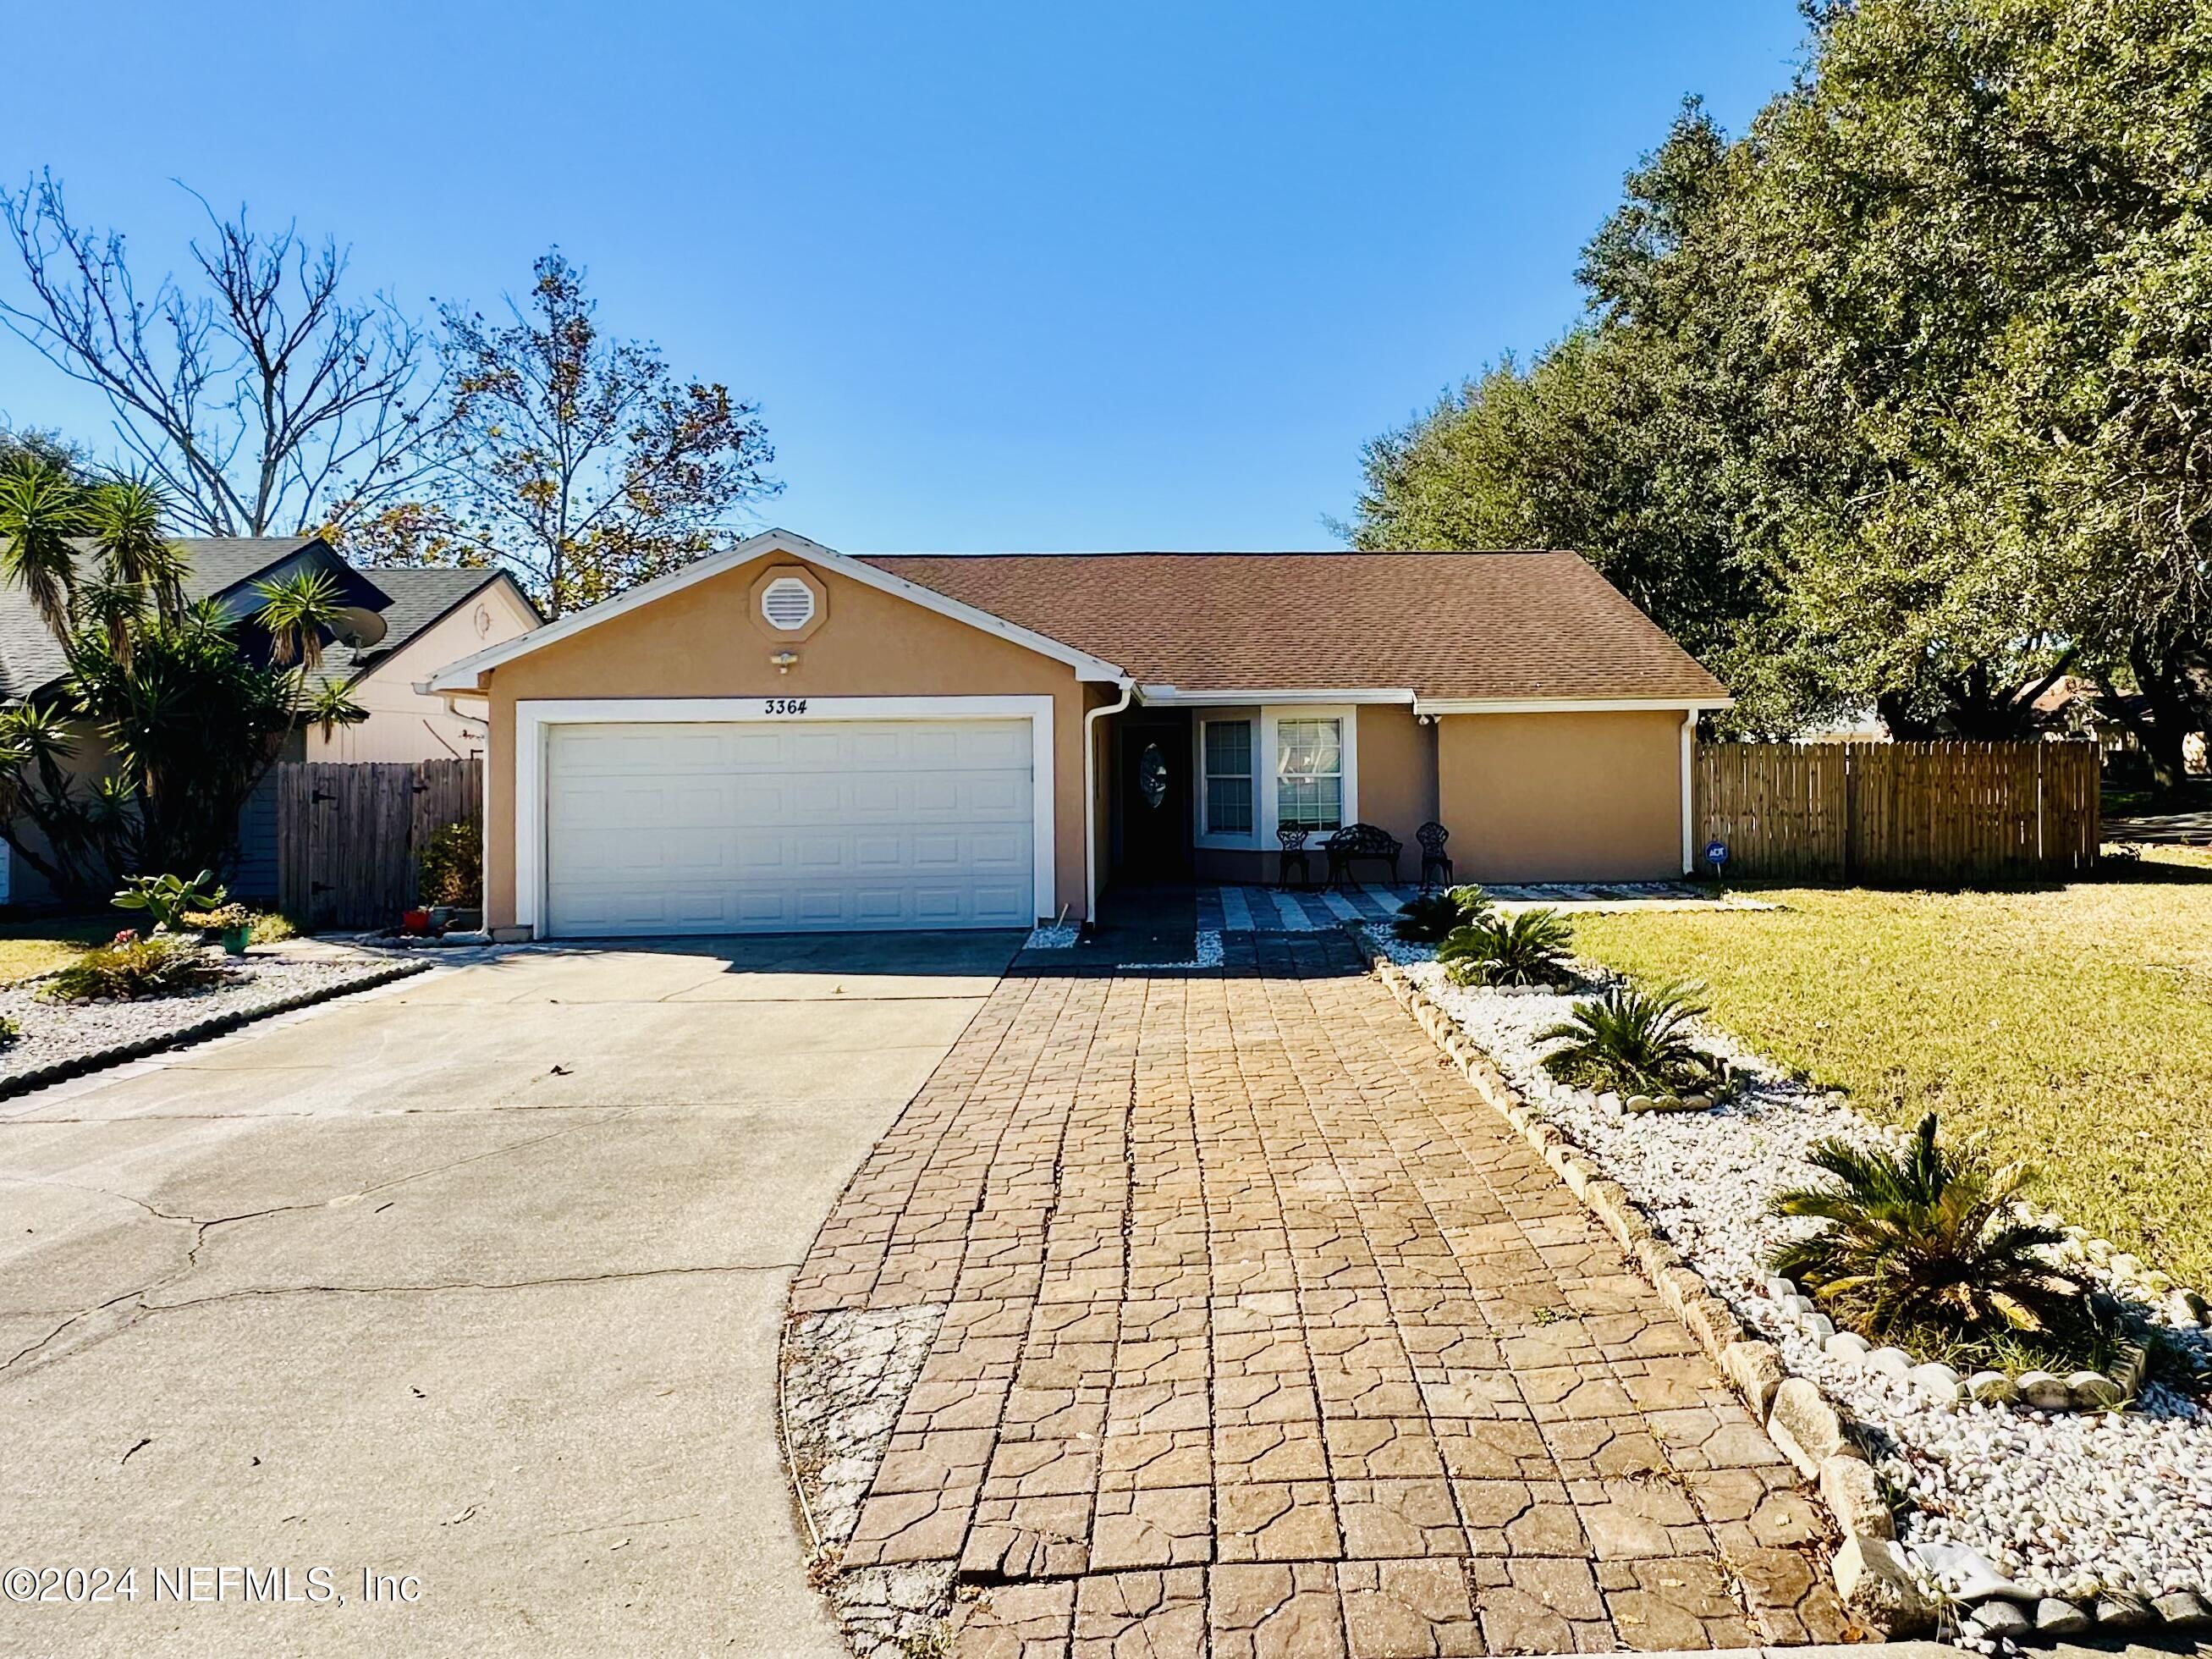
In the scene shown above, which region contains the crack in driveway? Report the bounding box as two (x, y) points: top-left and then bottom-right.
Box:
(1, 1109), (645, 1381)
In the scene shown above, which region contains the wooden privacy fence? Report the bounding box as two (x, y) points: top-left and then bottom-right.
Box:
(277, 758), (482, 929)
(1693, 741), (2100, 883)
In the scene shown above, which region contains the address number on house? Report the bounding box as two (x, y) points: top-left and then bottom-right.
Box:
(762, 698), (809, 715)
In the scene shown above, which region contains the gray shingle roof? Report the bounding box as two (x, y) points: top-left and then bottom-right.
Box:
(0, 536), (324, 698)
(0, 537), (520, 698)
(320, 567), (522, 682)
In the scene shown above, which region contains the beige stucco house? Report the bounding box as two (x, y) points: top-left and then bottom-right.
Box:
(424, 529), (1730, 940)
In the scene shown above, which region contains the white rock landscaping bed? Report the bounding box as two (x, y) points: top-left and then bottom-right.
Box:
(0, 946), (427, 1097)
(1370, 926), (2212, 1642)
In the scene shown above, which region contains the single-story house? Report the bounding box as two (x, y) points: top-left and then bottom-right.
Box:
(0, 536), (538, 904)
(424, 529), (1730, 939)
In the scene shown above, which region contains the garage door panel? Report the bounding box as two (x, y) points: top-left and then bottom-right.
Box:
(544, 719), (1036, 936)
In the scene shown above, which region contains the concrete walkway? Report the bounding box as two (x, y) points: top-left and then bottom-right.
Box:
(790, 931), (1848, 1656)
(0, 932), (1018, 1657)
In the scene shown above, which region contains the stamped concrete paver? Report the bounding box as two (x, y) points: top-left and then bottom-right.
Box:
(788, 930), (1843, 1655)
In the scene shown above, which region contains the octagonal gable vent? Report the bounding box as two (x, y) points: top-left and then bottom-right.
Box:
(760, 575), (817, 631)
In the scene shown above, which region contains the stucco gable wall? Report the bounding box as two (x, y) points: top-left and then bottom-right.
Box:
(481, 550), (1095, 927)
(309, 581), (540, 763)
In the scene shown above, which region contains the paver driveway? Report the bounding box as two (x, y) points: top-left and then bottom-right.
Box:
(0, 933), (1018, 1657)
(790, 930), (1845, 1656)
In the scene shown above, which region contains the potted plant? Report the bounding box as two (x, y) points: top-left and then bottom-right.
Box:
(198, 902), (255, 956)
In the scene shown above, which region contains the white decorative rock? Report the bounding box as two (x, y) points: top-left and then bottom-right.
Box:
(1784, 1294), (1817, 1318)
(1906, 1361), (1963, 1402)
(2067, 1370), (2123, 1409)
(2017, 1370), (2072, 1410)
(2034, 1598), (2090, 1634)
(1966, 1370), (2017, 1406)
(1863, 1345), (1913, 1378)
(1824, 1331), (1871, 1360)
(1764, 1276), (1796, 1301)
(2166, 1288), (2209, 1327)
(1623, 1093), (1656, 1114)
(2108, 1253), (2143, 1281)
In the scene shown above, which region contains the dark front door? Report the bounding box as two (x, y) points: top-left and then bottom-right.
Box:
(1117, 717), (1192, 881)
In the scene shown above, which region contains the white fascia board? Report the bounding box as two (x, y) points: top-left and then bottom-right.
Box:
(425, 528), (1130, 692)
(1413, 695), (1734, 716)
(1139, 686), (1415, 706)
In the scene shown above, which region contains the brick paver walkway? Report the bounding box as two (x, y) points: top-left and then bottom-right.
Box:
(787, 931), (1843, 1656)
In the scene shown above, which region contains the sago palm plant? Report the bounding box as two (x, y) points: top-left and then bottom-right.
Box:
(1769, 1114), (2085, 1342)
(1394, 884), (1496, 942)
(1439, 907), (1573, 988)
(1538, 979), (1723, 1095)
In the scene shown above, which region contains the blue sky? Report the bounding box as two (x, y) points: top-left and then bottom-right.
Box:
(0, 2), (1808, 552)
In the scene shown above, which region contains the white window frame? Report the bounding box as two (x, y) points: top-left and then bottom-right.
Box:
(1187, 703), (1360, 850)
(513, 694), (1055, 935)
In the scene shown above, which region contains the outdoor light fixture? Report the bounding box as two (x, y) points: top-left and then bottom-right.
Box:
(772, 650), (800, 673)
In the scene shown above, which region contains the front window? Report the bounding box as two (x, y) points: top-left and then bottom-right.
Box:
(1202, 719), (1253, 835)
(1275, 718), (1343, 832)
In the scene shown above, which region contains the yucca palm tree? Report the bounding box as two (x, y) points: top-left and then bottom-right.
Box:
(1539, 979), (1722, 1094)
(253, 569), (347, 669)
(1439, 907), (1573, 987)
(0, 458), (85, 637)
(82, 477), (184, 623)
(1769, 1114), (2084, 1341)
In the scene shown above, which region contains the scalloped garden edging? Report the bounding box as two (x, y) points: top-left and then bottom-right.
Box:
(1358, 927), (2212, 1646)
(0, 951), (430, 1102)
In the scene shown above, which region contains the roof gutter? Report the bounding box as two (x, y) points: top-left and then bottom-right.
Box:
(1411, 695), (1734, 717)
(1136, 686), (1415, 706)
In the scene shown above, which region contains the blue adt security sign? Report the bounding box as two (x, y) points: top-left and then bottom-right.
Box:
(1704, 841), (1730, 869)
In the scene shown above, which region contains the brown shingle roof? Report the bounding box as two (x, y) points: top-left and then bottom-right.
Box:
(857, 551), (1728, 703)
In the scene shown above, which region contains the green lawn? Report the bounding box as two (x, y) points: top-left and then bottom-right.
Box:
(0, 915), (124, 985)
(1570, 848), (2212, 1289)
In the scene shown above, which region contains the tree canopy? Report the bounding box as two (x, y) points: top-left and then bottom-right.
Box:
(1348, 0), (2212, 771)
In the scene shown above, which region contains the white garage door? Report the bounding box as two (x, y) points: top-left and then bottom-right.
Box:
(542, 719), (1036, 936)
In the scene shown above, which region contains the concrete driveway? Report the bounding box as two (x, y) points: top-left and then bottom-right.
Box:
(0, 932), (1019, 1656)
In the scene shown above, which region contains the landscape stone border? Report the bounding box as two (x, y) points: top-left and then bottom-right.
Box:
(1359, 924), (2212, 1646)
(1362, 935), (1939, 1639)
(0, 954), (431, 1104)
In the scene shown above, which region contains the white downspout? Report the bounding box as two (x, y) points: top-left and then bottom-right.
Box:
(1680, 709), (1698, 875)
(1083, 679), (1136, 924)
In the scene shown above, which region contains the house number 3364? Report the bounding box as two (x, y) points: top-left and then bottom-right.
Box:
(764, 698), (808, 715)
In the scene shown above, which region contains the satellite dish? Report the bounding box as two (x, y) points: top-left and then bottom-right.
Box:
(333, 606), (388, 648)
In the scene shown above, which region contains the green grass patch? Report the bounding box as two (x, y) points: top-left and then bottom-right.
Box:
(1570, 848), (2212, 1288)
(0, 914), (128, 985)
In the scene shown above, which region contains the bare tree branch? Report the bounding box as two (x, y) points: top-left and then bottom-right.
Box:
(0, 172), (448, 537)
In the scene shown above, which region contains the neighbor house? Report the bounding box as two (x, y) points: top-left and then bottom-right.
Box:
(423, 529), (1729, 940)
(0, 536), (539, 905)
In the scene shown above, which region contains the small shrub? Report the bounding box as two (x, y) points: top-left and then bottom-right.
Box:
(113, 869), (228, 934)
(1769, 1113), (2088, 1350)
(1538, 980), (1724, 1096)
(0, 1014), (18, 1046)
(418, 821), (482, 907)
(1394, 885), (1496, 942)
(43, 936), (231, 1002)
(1439, 907), (1573, 988)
